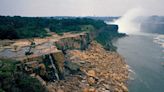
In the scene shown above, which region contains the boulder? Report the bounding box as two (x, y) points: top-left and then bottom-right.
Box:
(121, 85), (128, 92)
(64, 61), (80, 74)
(87, 70), (96, 77)
(83, 88), (89, 92)
(87, 77), (96, 85)
(89, 87), (96, 92)
(57, 89), (64, 92)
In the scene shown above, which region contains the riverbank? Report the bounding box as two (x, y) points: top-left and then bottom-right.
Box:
(46, 42), (129, 92)
(115, 34), (164, 92)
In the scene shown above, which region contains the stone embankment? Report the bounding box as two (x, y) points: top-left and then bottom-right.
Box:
(47, 42), (128, 92)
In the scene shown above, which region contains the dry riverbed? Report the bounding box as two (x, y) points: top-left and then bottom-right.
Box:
(47, 42), (129, 92)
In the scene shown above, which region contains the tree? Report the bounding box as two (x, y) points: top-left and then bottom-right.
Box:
(0, 59), (47, 92)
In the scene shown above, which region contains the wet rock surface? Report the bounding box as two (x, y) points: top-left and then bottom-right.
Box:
(46, 42), (128, 92)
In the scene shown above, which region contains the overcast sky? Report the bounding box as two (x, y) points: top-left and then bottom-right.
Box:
(0, 0), (164, 16)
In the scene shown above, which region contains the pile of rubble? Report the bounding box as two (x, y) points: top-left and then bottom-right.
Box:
(47, 42), (129, 92)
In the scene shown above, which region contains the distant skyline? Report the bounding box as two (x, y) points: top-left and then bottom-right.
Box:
(0, 0), (164, 16)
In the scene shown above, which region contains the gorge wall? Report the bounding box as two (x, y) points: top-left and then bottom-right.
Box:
(16, 32), (93, 82)
(16, 24), (122, 83)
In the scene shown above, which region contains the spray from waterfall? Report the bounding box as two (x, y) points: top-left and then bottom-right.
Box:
(113, 8), (146, 34)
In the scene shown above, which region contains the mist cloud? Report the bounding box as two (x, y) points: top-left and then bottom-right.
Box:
(114, 8), (146, 34)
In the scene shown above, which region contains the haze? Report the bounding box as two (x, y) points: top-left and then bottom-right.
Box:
(0, 0), (164, 16)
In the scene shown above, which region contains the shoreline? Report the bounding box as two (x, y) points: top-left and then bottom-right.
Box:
(46, 41), (129, 92)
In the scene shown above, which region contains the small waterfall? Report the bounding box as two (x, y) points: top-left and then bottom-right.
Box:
(48, 54), (60, 80)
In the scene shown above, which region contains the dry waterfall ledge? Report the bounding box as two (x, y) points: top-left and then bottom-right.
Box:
(0, 16), (128, 92)
(47, 41), (129, 92)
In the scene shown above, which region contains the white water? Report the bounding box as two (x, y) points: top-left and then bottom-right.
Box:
(113, 7), (164, 50)
(112, 8), (147, 34)
(154, 35), (164, 52)
(110, 7), (164, 92)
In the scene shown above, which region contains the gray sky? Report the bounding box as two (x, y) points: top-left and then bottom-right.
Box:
(0, 0), (164, 16)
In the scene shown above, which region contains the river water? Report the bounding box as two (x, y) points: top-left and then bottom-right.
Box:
(114, 33), (164, 92)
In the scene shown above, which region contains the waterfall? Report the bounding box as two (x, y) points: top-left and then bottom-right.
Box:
(112, 8), (146, 34)
(48, 54), (60, 80)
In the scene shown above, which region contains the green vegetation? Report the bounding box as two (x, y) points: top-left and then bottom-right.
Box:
(95, 25), (126, 51)
(49, 18), (106, 33)
(0, 59), (47, 92)
(0, 16), (48, 39)
(0, 16), (126, 91)
(0, 16), (126, 51)
(0, 16), (106, 39)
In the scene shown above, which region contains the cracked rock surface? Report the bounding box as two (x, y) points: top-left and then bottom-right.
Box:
(47, 42), (129, 92)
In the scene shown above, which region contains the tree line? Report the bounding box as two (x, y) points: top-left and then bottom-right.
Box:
(0, 16), (107, 39)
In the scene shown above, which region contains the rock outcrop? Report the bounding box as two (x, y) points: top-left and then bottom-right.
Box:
(55, 33), (92, 51)
(46, 42), (128, 92)
(12, 31), (128, 92)
(16, 51), (65, 81)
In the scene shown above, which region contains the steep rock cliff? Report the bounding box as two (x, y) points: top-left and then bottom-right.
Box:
(55, 33), (92, 51)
